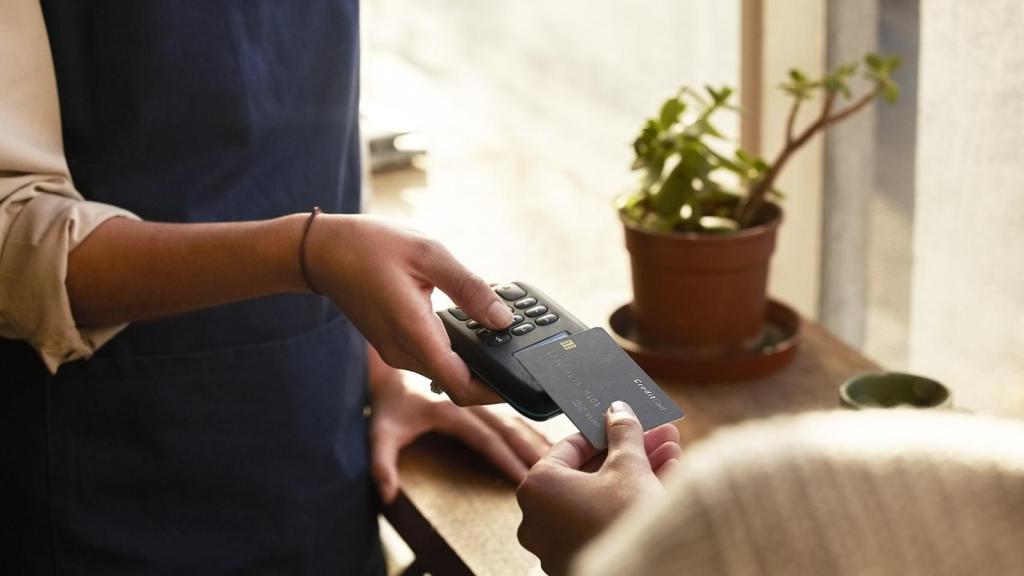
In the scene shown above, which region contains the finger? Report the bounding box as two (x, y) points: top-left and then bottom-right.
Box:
(491, 401), (554, 448)
(643, 423), (680, 455)
(370, 427), (403, 505)
(432, 403), (530, 483)
(466, 375), (504, 404)
(646, 441), (683, 476)
(399, 308), (499, 406)
(383, 277), (501, 406)
(544, 432), (601, 470)
(579, 451), (607, 473)
(654, 457), (681, 481)
(428, 375), (503, 405)
(603, 401), (647, 472)
(470, 407), (551, 467)
(428, 365), (505, 406)
(394, 304), (497, 405)
(521, 417), (555, 448)
(419, 244), (513, 329)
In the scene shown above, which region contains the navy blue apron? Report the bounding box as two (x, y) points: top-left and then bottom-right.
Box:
(2, 1), (384, 574)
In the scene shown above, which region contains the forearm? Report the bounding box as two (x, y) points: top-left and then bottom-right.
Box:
(66, 214), (311, 326)
(67, 210), (510, 405)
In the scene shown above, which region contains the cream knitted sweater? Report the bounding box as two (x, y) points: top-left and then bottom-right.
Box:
(573, 410), (1024, 576)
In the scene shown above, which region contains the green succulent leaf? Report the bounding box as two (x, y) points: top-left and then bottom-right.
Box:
(652, 167), (692, 217)
(705, 85), (734, 104)
(882, 81), (900, 103)
(658, 98), (686, 129)
(735, 148), (755, 165)
(838, 62), (859, 77)
(824, 74), (850, 96)
(688, 119), (724, 140)
(707, 148), (742, 173)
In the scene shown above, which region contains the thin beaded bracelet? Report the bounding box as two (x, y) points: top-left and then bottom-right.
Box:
(299, 206), (323, 294)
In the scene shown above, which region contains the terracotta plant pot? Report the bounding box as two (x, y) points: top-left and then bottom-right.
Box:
(622, 203), (782, 350)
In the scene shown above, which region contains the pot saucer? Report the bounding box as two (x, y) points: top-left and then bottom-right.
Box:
(608, 299), (800, 382)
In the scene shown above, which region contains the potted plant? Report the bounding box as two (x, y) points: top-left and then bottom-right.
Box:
(619, 53), (901, 356)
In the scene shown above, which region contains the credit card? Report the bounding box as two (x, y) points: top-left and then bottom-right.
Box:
(514, 327), (684, 448)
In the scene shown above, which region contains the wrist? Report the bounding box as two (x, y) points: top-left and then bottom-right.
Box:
(303, 212), (361, 299)
(259, 213), (314, 294)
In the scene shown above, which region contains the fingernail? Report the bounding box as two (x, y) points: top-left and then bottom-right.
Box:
(487, 300), (513, 327)
(609, 401), (635, 417)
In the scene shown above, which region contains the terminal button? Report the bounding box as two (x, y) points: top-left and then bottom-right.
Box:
(494, 283), (527, 301)
(514, 297), (537, 309)
(524, 305), (548, 318)
(535, 313), (559, 326)
(448, 307), (470, 321)
(487, 333), (512, 346)
(511, 323), (536, 336)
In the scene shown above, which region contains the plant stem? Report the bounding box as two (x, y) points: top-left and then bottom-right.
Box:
(736, 87), (881, 226)
(820, 87), (882, 127)
(784, 97), (801, 145)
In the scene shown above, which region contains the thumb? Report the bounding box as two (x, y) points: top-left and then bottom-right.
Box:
(371, 431), (402, 504)
(420, 245), (513, 329)
(603, 401), (647, 472)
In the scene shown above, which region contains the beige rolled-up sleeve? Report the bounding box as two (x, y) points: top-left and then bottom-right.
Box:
(0, 0), (140, 373)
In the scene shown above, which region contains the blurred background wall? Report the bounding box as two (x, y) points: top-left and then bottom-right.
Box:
(365, 0), (740, 174)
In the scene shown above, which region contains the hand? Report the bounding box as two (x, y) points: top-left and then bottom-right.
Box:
(516, 402), (682, 576)
(368, 347), (551, 504)
(308, 214), (514, 405)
